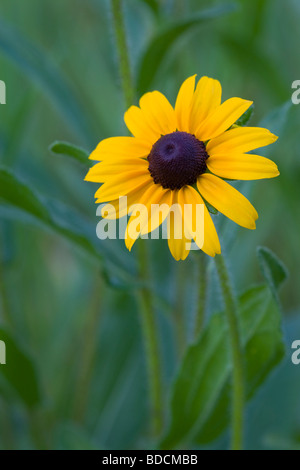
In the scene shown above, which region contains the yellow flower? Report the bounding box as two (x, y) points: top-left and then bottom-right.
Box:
(85, 76), (279, 261)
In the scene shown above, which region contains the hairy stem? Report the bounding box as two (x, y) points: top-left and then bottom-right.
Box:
(73, 274), (102, 422)
(215, 254), (244, 450)
(194, 253), (207, 339)
(137, 241), (163, 435)
(173, 261), (187, 356)
(111, 0), (135, 108)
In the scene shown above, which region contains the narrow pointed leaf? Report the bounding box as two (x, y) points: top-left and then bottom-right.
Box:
(257, 246), (288, 299)
(0, 167), (135, 287)
(0, 328), (41, 408)
(136, 4), (236, 94)
(49, 141), (91, 167)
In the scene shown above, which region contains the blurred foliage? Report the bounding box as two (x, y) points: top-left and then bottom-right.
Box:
(0, 0), (299, 450)
(162, 284), (285, 448)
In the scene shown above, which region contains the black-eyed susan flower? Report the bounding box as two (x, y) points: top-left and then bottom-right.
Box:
(85, 76), (279, 261)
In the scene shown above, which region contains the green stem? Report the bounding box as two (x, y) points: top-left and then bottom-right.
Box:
(194, 253), (207, 339)
(137, 241), (163, 435)
(215, 254), (244, 450)
(173, 262), (187, 356)
(73, 274), (102, 422)
(110, 0), (163, 435)
(111, 0), (135, 108)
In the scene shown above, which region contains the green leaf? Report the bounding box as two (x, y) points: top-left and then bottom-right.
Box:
(161, 285), (285, 449)
(2, 90), (36, 166)
(235, 104), (254, 127)
(257, 247), (288, 298)
(259, 101), (292, 139)
(49, 141), (91, 167)
(136, 4), (236, 95)
(263, 434), (300, 451)
(140, 0), (160, 17)
(54, 424), (101, 450)
(221, 34), (288, 102)
(0, 327), (41, 408)
(87, 304), (147, 449)
(0, 167), (52, 225)
(0, 19), (95, 144)
(0, 167), (136, 287)
(204, 200), (218, 215)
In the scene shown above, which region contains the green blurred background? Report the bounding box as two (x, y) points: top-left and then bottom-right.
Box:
(0, 0), (299, 450)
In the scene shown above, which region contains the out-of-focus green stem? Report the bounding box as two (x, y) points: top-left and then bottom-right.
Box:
(110, 0), (163, 436)
(194, 253), (207, 339)
(137, 241), (163, 435)
(111, 0), (134, 108)
(174, 262), (187, 356)
(215, 254), (244, 450)
(73, 275), (102, 422)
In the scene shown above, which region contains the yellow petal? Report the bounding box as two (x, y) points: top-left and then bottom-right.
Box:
(139, 91), (177, 136)
(175, 75), (196, 132)
(167, 191), (191, 261)
(207, 153), (280, 180)
(177, 186), (220, 256)
(100, 181), (153, 219)
(125, 183), (168, 250)
(207, 127), (278, 156)
(197, 173), (258, 229)
(196, 98), (253, 141)
(201, 202), (221, 257)
(140, 188), (172, 236)
(177, 186), (204, 249)
(89, 136), (151, 161)
(124, 105), (161, 145)
(94, 172), (151, 202)
(189, 76), (222, 134)
(85, 159), (148, 183)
